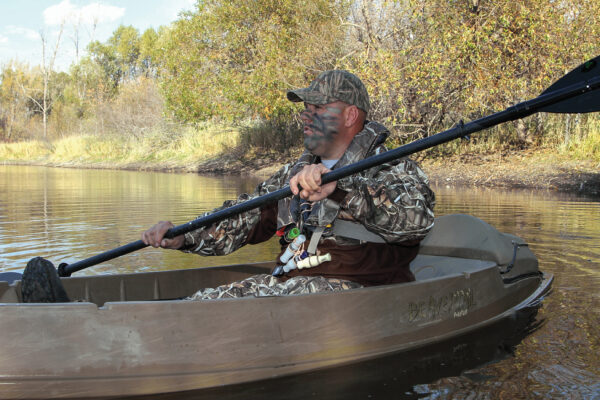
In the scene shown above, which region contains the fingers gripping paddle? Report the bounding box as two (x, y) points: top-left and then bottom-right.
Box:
(19, 55), (600, 300)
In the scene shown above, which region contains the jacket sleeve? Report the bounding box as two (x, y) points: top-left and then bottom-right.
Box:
(180, 164), (292, 256)
(336, 158), (435, 243)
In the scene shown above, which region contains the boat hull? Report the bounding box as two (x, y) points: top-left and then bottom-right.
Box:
(0, 268), (551, 399)
(0, 214), (552, 399)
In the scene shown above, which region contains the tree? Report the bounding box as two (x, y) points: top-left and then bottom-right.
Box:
(0, 62), (37, 140)
(139, 28), (159, 77)
(107, 25), (141, 81)
(87, 25), (142, 91)
(38, 24), (64, 138)
(340, 0), (600, 146)
(158, 0), (351, 122)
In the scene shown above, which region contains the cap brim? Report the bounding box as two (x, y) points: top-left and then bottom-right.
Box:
(286, 90), (304, 102)
(286, 89), (337, 105)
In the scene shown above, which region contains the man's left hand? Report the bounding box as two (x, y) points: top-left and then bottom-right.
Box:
(289, 163), (337, 201)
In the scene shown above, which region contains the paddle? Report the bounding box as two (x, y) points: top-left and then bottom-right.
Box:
(37, 55), (600, 278)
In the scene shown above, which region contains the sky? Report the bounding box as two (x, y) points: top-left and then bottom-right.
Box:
(0, 0), (196, 71)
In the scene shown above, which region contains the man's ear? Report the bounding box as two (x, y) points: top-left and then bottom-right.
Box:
(344, 105), (359, 127)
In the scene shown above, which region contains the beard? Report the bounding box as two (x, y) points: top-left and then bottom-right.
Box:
(301, 105), (343, 155)
(303, 134), (325, 153)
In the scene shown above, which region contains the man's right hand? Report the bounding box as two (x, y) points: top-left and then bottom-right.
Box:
(289, 163), (337, 201)
(141, 221), (185, 249)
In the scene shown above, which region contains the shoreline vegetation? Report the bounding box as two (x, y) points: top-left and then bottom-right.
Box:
(2, 124), (599, 196)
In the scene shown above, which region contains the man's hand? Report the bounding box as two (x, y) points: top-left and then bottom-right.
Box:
(289, 163), (337, 201)
(141, 221), (185, 249)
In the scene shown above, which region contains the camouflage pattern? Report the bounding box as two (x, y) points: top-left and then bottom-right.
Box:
(187, 274), (362, 300)
(287, 70), (371, 113)
(278, 121), (435, 245)
(181, 120), (435, 254)
(182, 193), (262, 255)
(21, 257), (70, 303)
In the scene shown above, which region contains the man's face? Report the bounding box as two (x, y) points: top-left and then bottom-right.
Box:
(300, 102), (346, 157)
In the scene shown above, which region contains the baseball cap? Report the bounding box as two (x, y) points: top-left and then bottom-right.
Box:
(287, 70), (370, 114)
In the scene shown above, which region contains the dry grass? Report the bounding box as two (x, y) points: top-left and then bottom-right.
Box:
(0, 140), (51, 160)
(0, 123), (242, 168)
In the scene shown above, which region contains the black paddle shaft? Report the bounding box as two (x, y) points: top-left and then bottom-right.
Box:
(57, 59), (600, 277)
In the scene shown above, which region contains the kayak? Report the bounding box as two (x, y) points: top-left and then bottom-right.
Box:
(0, 214), (552, 399)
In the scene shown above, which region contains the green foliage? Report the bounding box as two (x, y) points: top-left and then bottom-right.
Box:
(139, 28), (160, 77)
(107, 25), (141, 78)
(342, 0), (600, 149)
(87, 40), (121, 92)
(85, 25), (161, 91)
(158, 0), (350, 122)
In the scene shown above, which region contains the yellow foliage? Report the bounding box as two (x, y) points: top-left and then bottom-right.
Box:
(0, 124), (242, 166)
(0, 140), (50, 160)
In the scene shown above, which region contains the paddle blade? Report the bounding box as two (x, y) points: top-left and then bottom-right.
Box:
(539, 55), (600, 113)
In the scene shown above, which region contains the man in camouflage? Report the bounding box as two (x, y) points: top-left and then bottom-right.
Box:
(142, 70), (435, 299)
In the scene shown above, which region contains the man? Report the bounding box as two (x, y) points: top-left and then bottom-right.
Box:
(142, 70), (435, 299)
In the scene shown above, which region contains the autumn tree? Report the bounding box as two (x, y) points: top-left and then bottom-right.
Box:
(341, 0), (600, 146)
(138, 28), (160, 77)
(38, 24), (64, 138)
(158, 0), (351, 122)
(0, 62), (37, 140)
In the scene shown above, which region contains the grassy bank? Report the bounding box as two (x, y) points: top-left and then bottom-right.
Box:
(0, 123), (242, 171)
(3, 119), (600, 166)
(1, 121), (600, 194)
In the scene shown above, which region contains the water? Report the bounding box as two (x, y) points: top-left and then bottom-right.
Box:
(0, 165), (279, 275)
(0, 165), (598, 398)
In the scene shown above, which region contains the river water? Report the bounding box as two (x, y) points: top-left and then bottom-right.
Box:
(0, 165), (598, 399)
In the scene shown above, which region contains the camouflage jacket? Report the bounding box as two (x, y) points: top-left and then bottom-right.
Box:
(181, 121), (435, 256)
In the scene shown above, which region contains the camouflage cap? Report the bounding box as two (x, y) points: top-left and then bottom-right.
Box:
(287, 70), (370, 114)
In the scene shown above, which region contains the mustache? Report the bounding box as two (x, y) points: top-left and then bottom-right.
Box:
(301, 111), (340, 136)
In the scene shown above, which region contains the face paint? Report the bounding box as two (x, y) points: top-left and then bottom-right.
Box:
(301, 104), (345, 155)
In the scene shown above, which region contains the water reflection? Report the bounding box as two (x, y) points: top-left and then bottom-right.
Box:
(0, 166), (279, 275)
(422, 185), (600, 399)
(0, 166), (598, 398)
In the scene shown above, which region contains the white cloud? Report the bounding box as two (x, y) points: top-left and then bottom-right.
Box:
(43, 0), (125, 26)
(43, 0), (77, 25)
(0, 35), (8, 44)
(5, 26), (40, 41)
(80, 2), (126, 25)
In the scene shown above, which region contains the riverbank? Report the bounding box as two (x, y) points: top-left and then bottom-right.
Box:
(6, 140), (599, 196)
(4, 147), (599, 196)
(257, 154), (600, 196)
(420, 151), (600, 196)
(198, 147), (600, 196)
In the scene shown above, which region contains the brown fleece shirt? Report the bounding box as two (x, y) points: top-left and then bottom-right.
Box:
(246, 202), (417, 287)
